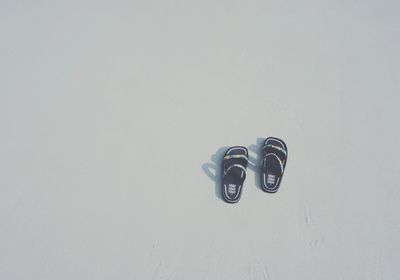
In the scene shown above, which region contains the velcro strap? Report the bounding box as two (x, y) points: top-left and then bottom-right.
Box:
(264, 144), (287, 156)
(224, 154), (248, 160)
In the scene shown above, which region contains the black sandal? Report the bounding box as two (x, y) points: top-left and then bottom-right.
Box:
(260, 137), (288, 193)
(221, 146), (248, 203)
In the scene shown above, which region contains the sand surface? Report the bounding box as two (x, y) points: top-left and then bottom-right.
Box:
(1, 1), (400, 279)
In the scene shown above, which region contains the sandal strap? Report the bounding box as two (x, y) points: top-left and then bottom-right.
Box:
(262, 153), (284, 175)
(224, 164), (247, 176)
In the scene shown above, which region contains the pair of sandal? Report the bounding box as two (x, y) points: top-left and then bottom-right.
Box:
(221, 137), (288, 203)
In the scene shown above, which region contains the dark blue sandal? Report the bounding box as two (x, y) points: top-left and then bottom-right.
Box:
(261, 137), (288, 193)
(221, 146), (248, 203)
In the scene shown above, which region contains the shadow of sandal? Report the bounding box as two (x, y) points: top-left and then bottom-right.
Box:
(247, 137), (266, 191)
(201, 146), (229, 201)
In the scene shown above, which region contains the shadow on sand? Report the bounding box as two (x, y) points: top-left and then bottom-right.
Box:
(247, 137), (265, 191)
(201, 146), (228, 201)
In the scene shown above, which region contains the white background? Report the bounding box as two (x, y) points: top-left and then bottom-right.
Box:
(1, 1), (399, 279)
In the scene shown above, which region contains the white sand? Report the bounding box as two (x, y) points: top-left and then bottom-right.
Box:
(1, 1), (399, 279)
